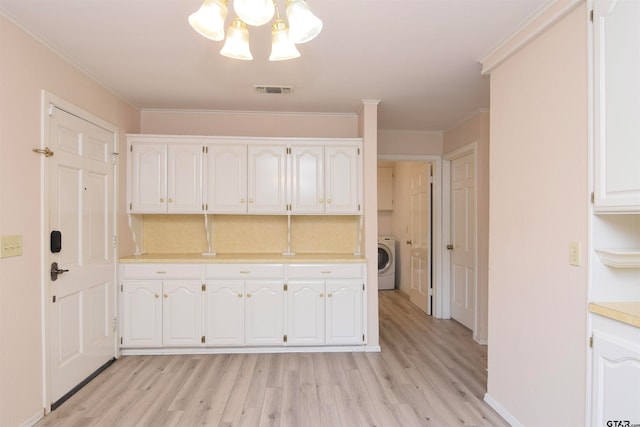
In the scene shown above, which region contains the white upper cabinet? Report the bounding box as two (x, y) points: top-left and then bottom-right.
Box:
(290, 145), (324, 214)
(593, 0), (640, 213)
(247, 144), (288, 214)
(128, 138), (202, 214)
(204, 143), (247, 213)
(167, 144), (203, 213)
(325, 143), (361, 214)
(129, 142), (167, 213)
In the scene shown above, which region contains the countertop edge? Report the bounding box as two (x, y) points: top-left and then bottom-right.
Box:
(589, 302), (640, 329)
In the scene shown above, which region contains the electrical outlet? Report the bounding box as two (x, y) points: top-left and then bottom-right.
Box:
(569, 242), (580, 266)
(1, 235), (23, 258)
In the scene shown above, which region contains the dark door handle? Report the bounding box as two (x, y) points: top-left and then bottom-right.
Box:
(446, 244), (454, 250)
(50, 262), (69, 281)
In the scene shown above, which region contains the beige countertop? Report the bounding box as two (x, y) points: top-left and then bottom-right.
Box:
(589, 302), (640, 328)
(120, 252), (366, 264)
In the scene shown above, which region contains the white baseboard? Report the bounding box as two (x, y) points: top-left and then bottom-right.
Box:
(20, 410), (43, 427)
(365, 345), (381, 352)
(484, 393), (523, 427)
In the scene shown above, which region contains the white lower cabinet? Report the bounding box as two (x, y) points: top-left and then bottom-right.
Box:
(121, 280), (203, 347)
(591, 315), (640, 426)
(121, 262), (365, 351)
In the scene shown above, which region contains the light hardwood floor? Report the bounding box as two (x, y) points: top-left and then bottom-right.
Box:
(37, 290), (507, 426)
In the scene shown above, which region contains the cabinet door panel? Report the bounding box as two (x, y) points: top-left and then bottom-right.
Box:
(205, 144), (247, 213)
(167, 144), (202, 213)
(245, 281), (284, 345)
(287, 281), (325, 345)
(247, 145), (287, 214)
(121, 281), (162, 347)
(205, 281), (244, 346)
(592, 329), (640, 425)
(291, 145), (324, 213)
(326, 280), (362, 345)
(162, 281), (203, 346)
(325, 145), (360, 214)
(130, 143), (166, 213)
(593, 0), (640, 212)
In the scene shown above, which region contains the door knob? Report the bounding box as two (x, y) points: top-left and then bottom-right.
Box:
(50, 262), (69, 281)
(447, 244), (454, 250)
(406, 240), (413, 245)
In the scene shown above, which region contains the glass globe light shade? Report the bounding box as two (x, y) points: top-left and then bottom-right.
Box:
(233, 0), (275, 27)
(220, 18), (253, 60)
(286, 0), (322, 43)
(188, 0), (228, 41)
(269, 19), (300, 61)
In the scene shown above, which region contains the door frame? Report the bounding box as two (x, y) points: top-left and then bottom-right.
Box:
(39, 91), (120, 412)
(377, 154), (443, 318)
(443, 142), (478, 338)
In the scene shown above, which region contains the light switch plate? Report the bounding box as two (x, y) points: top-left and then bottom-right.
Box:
(1, 235), (23, 258)
(569, 242), (580, 266)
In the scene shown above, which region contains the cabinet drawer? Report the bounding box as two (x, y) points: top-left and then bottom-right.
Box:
(205, 263), (284, 279)
(287, 263), (364, 279)
(121, 264), (202, 280)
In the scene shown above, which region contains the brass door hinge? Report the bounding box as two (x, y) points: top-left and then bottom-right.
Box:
(589, 336), (593, 348)
(590, 9), (594, 22)
(284, 284), (288, 291)
(52, 295), (56, 303)
(362, 334), (365, 342)
(202, 284), (206, 292)
(120, 337), (123, 345)
(283, 335), (288, 342)
(201, 336), (206, 344)
(591, 192), (595, 204)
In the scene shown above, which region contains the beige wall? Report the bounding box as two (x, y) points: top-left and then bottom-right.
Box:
(485, 3), (589, 425)
(443, 111), (490, 342)
(0, 16), (140, 426)
(378, 129), (443, 155)
(141, 110), (358, 138)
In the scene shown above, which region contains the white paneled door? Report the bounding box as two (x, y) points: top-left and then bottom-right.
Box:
(409, 162), (432, 315)
(450, 152), (476, 329)
(47, 105), (116, 405)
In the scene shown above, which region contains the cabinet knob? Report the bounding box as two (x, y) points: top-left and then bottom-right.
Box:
(328, 293), (333, 298)
(238, 293), (243, 298)
(246, 293), (252, 298)
(155, 293), (159, 299)
(320, 293), (324, 298)
(164, 293), (168, 298)
(319, 199), (323, 203)
(168, 198), (173, 203)
(249, 198), (254, 204)
(160, 198), (164, 203)
(327, 199), (332, 204)
(240, 198), (245, 203)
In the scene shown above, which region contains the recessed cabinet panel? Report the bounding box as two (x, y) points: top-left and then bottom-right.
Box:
(326, 280), (363, 345)
(593, 0), (640, 212)
(162, 281), (203, 347)
(130, 143), (166, 213)
(205, 281), (244, 346)
(244, 281), (284, 345)
(248, 145), (288, 214)
(205, 144), (247, 213)
(325, 145), (360, 214)
(286, 281), (325, 345)
(167, 144), (202, 213)
(291, 145), (324, 214)
(121, 281), (162, 347)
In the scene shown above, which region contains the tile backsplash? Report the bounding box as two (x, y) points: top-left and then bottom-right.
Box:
(142, 214), (359, 254)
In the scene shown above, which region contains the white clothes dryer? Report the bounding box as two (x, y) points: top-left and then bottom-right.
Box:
(378, 237), (396, 290)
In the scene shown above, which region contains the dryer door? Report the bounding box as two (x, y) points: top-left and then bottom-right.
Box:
(378, 244), (392, 274)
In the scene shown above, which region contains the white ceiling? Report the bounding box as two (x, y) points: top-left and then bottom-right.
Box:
(0, 0), (547, 131)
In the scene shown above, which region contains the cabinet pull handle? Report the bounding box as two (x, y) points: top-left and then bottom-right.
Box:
(321, 270), (331, 274)
(240, 270), (250, 274)
(156, 271), (167, 274)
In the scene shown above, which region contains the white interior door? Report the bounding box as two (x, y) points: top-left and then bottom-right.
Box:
(449, 152), (476, 329)
(47, 105), (116, 405)
(409, 162), (432, 315)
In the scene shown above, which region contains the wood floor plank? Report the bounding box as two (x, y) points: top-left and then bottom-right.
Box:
(36, 290), (508, 427)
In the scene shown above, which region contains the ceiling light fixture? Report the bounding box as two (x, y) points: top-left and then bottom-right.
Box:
(188, 0), (322, 61)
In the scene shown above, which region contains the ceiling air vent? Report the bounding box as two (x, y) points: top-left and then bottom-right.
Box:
(255, 85), (293, 95)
